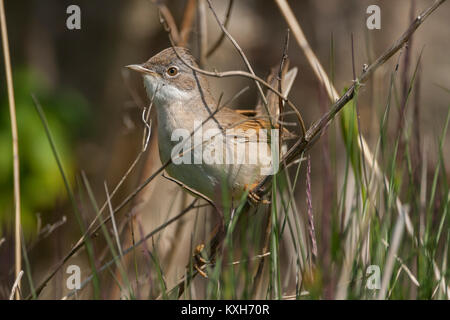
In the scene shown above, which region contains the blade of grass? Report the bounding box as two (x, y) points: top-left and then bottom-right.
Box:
(81, 172), (134, 299)
(270, 174), (282, 298)
(63, 199), (198, 299)
(429, 108), (450, 246)
(31, 95), (101, 298)
(20, 231), (35, 299)
(104, 182), (124, 258)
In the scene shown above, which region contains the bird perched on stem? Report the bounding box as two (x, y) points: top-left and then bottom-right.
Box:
(127, 47), (297, 281)
(127, 47), (297, 208)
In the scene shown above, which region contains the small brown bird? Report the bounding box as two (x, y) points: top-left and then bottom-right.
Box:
(127, 47), (297, 205)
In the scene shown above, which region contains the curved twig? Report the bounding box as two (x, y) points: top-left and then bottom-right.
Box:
(254, 0), (447, 197)
(163, 29), (307, 136)
(62, 199), (198, 299)
(206, 0), (234, 58)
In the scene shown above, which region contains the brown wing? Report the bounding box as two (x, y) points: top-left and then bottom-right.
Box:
(216, 107), (297, 142)
(234, 109), (257, 117)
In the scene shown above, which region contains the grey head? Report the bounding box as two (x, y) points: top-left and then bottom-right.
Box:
(127, 47), (213, 105)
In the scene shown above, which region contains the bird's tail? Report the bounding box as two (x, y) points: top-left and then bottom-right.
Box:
(255, 61), (298, 123)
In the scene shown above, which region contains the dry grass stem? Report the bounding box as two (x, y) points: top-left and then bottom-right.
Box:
(9, 270), (23, 300)
(197, 0), (208, 66)
(105, 182), (124, 258)
(306, 155), (318, 262)
(273, 0), (441, 236)
(0, 0), (21, 300)
(62, 199), (199, 299)
(205, 0), (269, 110)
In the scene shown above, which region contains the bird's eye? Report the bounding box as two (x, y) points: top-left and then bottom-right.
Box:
(166, 66), (178, 77)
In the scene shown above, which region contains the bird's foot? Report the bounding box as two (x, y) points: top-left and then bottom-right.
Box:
(193, 244), (209, 278)
(244, 183), (270, 205)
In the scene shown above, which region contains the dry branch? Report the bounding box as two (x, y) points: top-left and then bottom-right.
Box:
(264, 0), (447, 199)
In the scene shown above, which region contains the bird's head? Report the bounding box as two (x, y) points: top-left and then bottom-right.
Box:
(127, 47), (209, 103)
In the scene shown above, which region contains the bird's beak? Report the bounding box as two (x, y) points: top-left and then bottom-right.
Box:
(126, 64), (158, 77)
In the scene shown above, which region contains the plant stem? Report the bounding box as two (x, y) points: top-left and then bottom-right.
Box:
(0, 0), (21, 300)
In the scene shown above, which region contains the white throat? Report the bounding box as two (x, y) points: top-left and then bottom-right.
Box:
(143, 75), (192, 106)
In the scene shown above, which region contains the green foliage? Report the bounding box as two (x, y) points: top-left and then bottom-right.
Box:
(339, 93), (362, 184)
(0, 67), (89, 237)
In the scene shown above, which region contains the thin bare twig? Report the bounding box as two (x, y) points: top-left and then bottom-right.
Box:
(62, 199), (198, 299)
(162, 31), (307, 136)
(274, 0), (337, 99)
(105, 182), (123, 257)
(229, 252), (271, 266)
(253, 0), (445, 211)
(161, 0), (445, 217)
(197, 0), (208, 67)
(152, 0), (181, 44)
(306, 155), (317, 263)
(179, 0), (197, 46)
(0, 0), (21, 300)
(162, 173), (216, 208)
(9, 270), (23, 300)
(221, 85), (249, 107)
(141, 106), (152, 151)
(206, 0), (234, 58)
(397, 0), (416, 150)
(273, 0), (446, 237)
(205, 0), (269, 114)
(27, 216), (67, 252)
(141, 88), (156, 151)
(350, 33), (370, 191)
(29, 157), (170, 299)
(122, 69), (146, 110)
(251, 208), (272, 298)
(29, 75), (233, 299)
(251, 34), (291, 298)
(278, 29), (290, 149)
(278, 0), (446, 169)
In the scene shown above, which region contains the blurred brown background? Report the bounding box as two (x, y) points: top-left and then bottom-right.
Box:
(0, 0), (449, 299)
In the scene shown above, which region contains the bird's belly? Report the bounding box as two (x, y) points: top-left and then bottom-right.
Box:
(158, 127), (274, 202)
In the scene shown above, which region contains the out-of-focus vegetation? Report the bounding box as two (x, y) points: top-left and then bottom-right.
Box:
(0, 67), (89, 236)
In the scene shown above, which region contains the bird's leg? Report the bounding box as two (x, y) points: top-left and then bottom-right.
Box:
(161, 173), (225, 277)
(192, 213), (225, 278)
(244, 183), (271, 205)
(193, 244), (208, 278)
(182, 199), (224, 279)
(175, 217), (224, 298)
